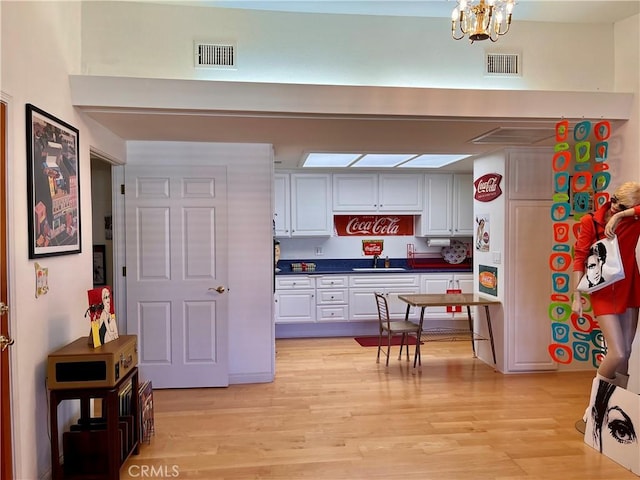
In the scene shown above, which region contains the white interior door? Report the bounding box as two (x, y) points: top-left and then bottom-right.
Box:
(125, 165), (229, 388)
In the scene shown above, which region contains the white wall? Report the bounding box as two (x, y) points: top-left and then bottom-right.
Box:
(612, 14), (640, 393)
(278, 235), (471, 262)
(1, 2), (126, 479)
(613, 14), (640, 182)
(472, 152), (507, 371)
(80, 2), (617, 92)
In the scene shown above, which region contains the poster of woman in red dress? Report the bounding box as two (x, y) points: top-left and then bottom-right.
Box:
(87, 286), (119, 347)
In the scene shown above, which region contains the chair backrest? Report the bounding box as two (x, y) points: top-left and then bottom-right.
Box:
(374, 292), (390, 328)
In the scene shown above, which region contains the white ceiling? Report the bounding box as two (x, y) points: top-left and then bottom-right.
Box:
(86, 1), (639, 171)
(174, 1), (640, 24)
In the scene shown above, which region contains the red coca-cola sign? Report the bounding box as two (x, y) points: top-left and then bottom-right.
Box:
(362, 240), (384, 255)
(474, 173), (503, 202)
(334, 215), (414, 236)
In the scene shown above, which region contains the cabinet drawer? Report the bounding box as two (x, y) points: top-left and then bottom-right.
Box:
(316, 276), (348, 288)
(349, 274), (419, 288)
(317, 305), (349, 322)
(317, 289), (348, 304)
(275, 276), (314, 289)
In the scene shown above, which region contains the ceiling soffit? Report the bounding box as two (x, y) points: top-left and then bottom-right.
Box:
(71, 76), (633, 170)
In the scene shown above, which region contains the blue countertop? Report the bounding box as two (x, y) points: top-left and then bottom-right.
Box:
(276, 258), (473, 275)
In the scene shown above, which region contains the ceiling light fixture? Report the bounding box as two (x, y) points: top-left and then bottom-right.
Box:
(451, 0), (515, 43)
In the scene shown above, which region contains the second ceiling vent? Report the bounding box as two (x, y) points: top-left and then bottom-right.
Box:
(485, 53), (520, 76)
(195, 43), (236, 68)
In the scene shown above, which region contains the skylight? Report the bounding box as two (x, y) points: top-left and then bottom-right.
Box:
(399, 154), (472, 168)
(303, 153), (362, 167)
(351, 154), (417, 168)
(302, 152), (472, 169)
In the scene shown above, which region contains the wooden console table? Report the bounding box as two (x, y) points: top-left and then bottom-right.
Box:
(49, 366), (139, 480)
(398, 293), (500, 368)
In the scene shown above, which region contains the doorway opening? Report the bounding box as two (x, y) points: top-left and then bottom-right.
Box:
(90, 155), (114, 293)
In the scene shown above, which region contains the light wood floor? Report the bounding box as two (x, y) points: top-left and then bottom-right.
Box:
(121, 338), (638, 480)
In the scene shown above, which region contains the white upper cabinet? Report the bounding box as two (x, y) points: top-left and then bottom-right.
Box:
(453, 174), (474, 236)
(332, 173), (423, 213)
(420, 173), (454, 236)
(378, 174), (424, 212)
(290, 173), (333, 236)
(274, 173), (291, 237)
(419, 173), (473, 236)
(332, 174), (378, 211)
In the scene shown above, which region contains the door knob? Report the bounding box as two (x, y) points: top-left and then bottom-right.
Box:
(209, 286), (226, 294)
(0, 335), (14, 352)
(0, 302), (8, 315)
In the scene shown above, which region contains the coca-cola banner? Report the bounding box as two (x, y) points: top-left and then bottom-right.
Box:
(334, 215), (414, 236)
(474, 173), (503, 202)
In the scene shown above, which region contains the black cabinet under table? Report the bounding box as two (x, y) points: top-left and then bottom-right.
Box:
(49, 366), (139, 480)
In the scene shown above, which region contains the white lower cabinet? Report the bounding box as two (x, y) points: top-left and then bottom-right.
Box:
(419, 273), (474, 320)
(275, 276), (316, 324)
(316, 275), (349, 322)
(276, 272), (472, 325)
(349, 275), (420, 321)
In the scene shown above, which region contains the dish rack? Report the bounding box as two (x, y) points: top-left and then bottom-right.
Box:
(407, 244), (436, 268)
(290, 262), (316, 272)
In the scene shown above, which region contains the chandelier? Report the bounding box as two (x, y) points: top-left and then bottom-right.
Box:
(451, 0), (515, 43)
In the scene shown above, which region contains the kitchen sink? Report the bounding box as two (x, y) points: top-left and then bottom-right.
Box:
(352, 267), (406, 272)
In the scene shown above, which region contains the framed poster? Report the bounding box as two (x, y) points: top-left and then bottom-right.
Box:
(26, 104), (81, 258)
(92, 245), (106, 286)
(479, 264), (498, 296)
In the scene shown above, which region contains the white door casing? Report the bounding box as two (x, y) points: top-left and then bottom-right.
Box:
(125, 165), (229, 388)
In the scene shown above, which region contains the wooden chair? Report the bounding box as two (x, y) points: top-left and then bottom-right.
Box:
(374, 292), (421, 367)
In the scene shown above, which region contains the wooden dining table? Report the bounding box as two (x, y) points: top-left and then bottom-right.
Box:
(397, 293), (501, 368)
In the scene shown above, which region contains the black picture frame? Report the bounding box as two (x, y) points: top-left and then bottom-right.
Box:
(26, 104), (81, 258)
(92, 244), (106, 286)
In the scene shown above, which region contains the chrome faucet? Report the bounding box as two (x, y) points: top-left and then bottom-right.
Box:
(373, 254), (379, 268)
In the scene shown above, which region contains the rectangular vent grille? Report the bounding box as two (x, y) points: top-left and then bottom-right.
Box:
(485, 53), (520, 76)
(195, 43), (235, 68)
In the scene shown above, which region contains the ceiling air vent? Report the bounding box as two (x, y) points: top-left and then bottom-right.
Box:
(485, 53), (520, 76)
(471, 127), (555, 145)
(195, 43), (236, 68)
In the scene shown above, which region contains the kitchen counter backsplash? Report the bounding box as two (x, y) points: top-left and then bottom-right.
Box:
(276, 257), (472, 274)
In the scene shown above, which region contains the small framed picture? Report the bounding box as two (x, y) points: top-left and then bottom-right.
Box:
(93, 244), (106, 286)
